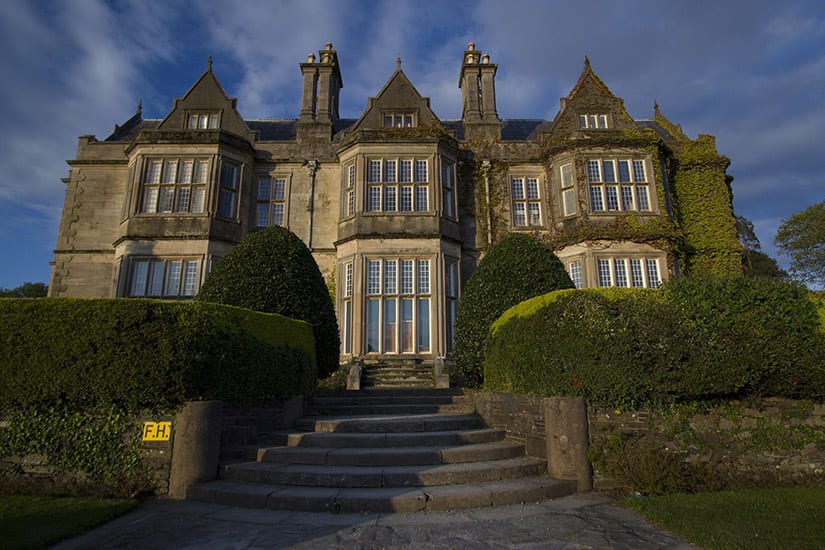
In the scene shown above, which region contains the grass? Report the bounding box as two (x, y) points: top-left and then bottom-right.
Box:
(0, 495), (137, 549)
(626, 486), (825, 550)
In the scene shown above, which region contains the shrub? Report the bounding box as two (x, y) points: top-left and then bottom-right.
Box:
(484, 278), (825, 407)
(197, 226), (340, 378)
(453, 234), (573, 387)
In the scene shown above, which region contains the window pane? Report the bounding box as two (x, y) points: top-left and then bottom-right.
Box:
(400, 298), (413, 353)
(528, 203), (541, 225)
(614, 259), (628, 287)
(414, 186), (428, 211)
(142, 188), (158, 213)
(526, 178), (540, 199)
(218, 189), (236, 218)
(589, 115), (597, 128)
(146, 161), (162, 183)
(271, 204), (284, 226)
(597, 259), (612, 287)
(384, 116), (393, 128)
(513, 203), (526, 226)
(182, 261), (198, 296)
(400, 260), (414, 294)
(368, 187), (381, 211)
(384, 186), (397, 211)
(602, 161), (616, 183)
(347, 189), (355, 216)
(563, 188), (577, 216)
(414, 160), (427, 182)
(162, 161), (177, 183)
(560, 163), (573, 188)
(417, 298), (430, 352)
(579, 115), (587, 128)
(220, 165), (238, 189)
(273, 179), (286, 201)
(191, 188), (205, 213)
(605, 186), (619, 210)
(148, 260), (164, 296)
(587, 160), (601, 182)
(416, 260), (430, 294)
(256, 203), (269, 227)
(383, 299), (397, 353)
(194, 160), (208, 184)
(621, 186), (634, 210)
(636, 187), (650, 211)
(599, 115), (608, 128)
(368, 160), (381, 183)
(590, 187), (604, 211)
(130, 260), (149, 296)
(630, 259), (644, 287)
(618, 161), (631, 183)
(400, 187), (413, 211)
(569, 261), (583, 289)
(175, 187), (190, 212)
(367, 260), (381, 294)
(158, 187), (174, 212)
(366, 298), (380, 352)
(633, 160), (646, 182)
(646, 259), (661, 288)
(343, 301), (352, 354)
(344, 263), (353, 298)
(400, 160), (412, 182)
(384, 260), (397, 294)
(180, 161), (193, 184)
(511, 178), (525, 200)
(165, 261), (182, 296)
(384, 160), (396, 183)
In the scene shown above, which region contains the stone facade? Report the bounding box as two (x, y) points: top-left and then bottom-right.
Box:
(49, 42), (738, 364)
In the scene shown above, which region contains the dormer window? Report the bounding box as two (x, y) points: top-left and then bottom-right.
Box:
(383, 113), (415, 128)
(579, 114), (609, 129)
(187, 112), (219, 129)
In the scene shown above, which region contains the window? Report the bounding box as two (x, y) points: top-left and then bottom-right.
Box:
(568, 260), (584, 289)
(445, 260), (458, 354)
(365, 158), (429, 212)
(597, 256), (661, 288)
(587, 159), (651, 213)
(218, 162), (239, 219)
(578, 113), (609, 129)
(187, 112), (219, 129)
(442, 160), (456, 218)
(344, 164), (356, 217)
(364, 257), (431, 354)
(342, 262), (353, 354)
(511, 177), (542, 226)
(140, 158), (208, 214)
(128, 258), (199, 297)
(560, 163), (576, 216)
(383, 112), (415, 128)
(256, 176), (286, 227)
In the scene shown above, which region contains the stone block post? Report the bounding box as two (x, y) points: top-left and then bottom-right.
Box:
(168, 401), (223, 499)
(544, 396), (593, 492)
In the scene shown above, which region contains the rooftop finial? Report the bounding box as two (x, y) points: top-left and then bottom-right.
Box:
(397, 54), (401, 71)
(136, 99), (142, 116)
(584, 55), (590, 67)
(207, 56), (213, 71)
(468, 42), (475, 51)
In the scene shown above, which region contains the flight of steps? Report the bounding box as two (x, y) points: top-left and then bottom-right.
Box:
(361, 361), (435, 388)
(188, 388), (577, 513)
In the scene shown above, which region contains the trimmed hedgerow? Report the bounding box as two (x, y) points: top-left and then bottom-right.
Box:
(453, 234), (574, 387)
(484, 278), (825, 407)
(0, 298), (316, 411)
(196, 226), (340, 378)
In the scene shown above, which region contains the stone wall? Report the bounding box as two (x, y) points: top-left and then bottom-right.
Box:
(469, 391), (548, 458)
(588, 398), (825, 489)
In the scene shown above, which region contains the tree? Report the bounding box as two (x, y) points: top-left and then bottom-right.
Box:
(196, 226), (340, 378)
(774, 200), (825, 287)
(453, 234), (574, 387)
(736, 216), (787, 280)
(0, 282), (48, 298)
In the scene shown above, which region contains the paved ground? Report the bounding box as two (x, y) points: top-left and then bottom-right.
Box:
(53, 493), (693, 549)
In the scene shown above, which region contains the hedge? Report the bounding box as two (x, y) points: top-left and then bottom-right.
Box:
(0, 298), (316, 412)
(484, 278), (825, 407)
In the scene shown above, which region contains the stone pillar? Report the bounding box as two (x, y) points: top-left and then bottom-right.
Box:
(479, 57), (499, 123)
(168, 400), (223, 499)
(299, 57), (317, 122)
(544, 396), (593, 492)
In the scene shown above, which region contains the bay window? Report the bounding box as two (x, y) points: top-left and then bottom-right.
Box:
(128, 258), (199, 297)
(366, 158), (429, 212)
(587, 159), (651, 213)
(140, 158), (208, 214)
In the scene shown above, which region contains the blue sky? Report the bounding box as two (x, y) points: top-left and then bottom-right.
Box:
(1, 0), (823, 288)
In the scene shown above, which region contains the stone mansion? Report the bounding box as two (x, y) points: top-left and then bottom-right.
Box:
(49, 42), (740, 363)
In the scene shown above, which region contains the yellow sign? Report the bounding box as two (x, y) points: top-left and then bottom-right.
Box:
(142, 421), (172, 441)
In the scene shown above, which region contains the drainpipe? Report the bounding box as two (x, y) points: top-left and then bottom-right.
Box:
(306, 160), (318, 249)
(481, 159), (492, 246)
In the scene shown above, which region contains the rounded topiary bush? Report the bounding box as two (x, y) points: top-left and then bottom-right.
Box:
(197, 226), (340, 378)
(453, 233), (574, 387)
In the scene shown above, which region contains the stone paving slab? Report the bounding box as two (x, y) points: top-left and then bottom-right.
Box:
(53, 493), (693, 549)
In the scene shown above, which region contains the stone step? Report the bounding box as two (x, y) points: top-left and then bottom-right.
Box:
(188, 476), (577, 513)
(316, 388), (462, 398)
(294, 413), (482, 433)
(287, 427), (505, 448)
(257, 441), (525, 466)
(311, 403), (474, 416)
(312, 394), (469, 406)
(363, 381), (435, 389)
(222, 457), (547, 488)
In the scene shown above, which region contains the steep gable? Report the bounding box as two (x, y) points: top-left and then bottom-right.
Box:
(349, 62), (443, 132)
(157, 59), (257, 142)
(546, 58), (638, 138)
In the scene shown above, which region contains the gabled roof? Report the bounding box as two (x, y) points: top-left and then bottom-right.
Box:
(347, 62), (443, 132)
(156, 58), (257, 141)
